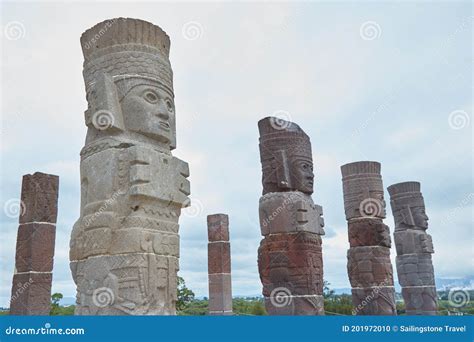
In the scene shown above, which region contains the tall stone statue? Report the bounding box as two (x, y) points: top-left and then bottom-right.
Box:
(257, 117), (325, 315)
(388, 182), (437, 315)
(69, 18), (190, 315)
(341, 161), (396, 315)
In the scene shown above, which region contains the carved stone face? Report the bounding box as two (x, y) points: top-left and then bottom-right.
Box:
(121, 84), (175, 144)
(290, 158), (314, 194)
(411, 205), (429, 230)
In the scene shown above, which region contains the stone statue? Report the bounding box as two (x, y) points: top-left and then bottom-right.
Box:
(341, 161), (396, 315)
(388, 182), (437, 315)
(257, 117), (325, 315)
(69, 18), (190, 315)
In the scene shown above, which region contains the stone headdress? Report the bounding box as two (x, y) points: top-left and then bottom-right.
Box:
(341, 161), (385, 220)
(387, 181), (425, 228)
(258, 117), (312, 195)
(80, 18), (176, 148)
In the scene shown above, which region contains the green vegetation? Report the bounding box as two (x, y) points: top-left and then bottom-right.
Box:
(178, 297), (266, 316)
(3, 280), (468, 316)
(50, 292), (75, 315)
(176, 276), (195, 311)
(437, 290), (474, 316)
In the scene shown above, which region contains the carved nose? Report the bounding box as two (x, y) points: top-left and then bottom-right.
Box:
(157, 101), (170, 120)
(157, 112), (169, 120)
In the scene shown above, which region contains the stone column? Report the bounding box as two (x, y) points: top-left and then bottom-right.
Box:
(341, 161), (396, 315)
(207, 214), (232, 315)
(257, 117), (325, 315)
(388, 182), (437, 315)
(10, 172), (59, 315)
(69, 18), (190, 315)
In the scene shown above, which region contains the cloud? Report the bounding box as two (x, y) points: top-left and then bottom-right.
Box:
(0, 1), (472, 306)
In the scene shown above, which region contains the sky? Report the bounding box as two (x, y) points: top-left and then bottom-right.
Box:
(0, 1), (472, 306)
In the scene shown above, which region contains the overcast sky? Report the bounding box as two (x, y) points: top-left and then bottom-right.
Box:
(1, 1), (472, 306)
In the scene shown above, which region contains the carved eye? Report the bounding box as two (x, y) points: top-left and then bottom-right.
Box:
(166, 99), (174, 113)
(144, 91), (159, 104)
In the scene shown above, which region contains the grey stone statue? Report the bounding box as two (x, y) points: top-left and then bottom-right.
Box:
(69, 18), (190, 315)
(388, 182), (437, 315)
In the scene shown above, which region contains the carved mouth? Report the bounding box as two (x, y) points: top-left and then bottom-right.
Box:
(159, 121), (170, 131)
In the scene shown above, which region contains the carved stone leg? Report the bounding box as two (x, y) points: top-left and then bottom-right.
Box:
(258, 232), (324, 315)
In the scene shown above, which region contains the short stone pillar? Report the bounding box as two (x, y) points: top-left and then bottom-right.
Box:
(257, 117), (325, 315)
(207, 214), (232, 315)
(388, 182), (437, 315)
(10, 172), (59, 315)
(69, 18), (190, 315)
(341, 161), (396, 315)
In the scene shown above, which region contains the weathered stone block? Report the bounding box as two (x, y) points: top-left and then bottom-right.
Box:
(207, 214), (229, 242)
(10, 273), (52, 315)
(71, 253), (178, 315)
(264, 295), (324, 316)
(208, 273), (232, 313)
(402, 286), (437, 314)
(394, 230), (434, 255)
(15, 223), (56, 273)
(396, 254), (435, 287)
(258, 232), (323, 296)
(259, 192), (324, 236)
(208, 242), (231, 274)
(348, 219), (391, 248)
(351, 287), (396, 315)
(347, 246), (394, 288)
(19, 173), (59, 224)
